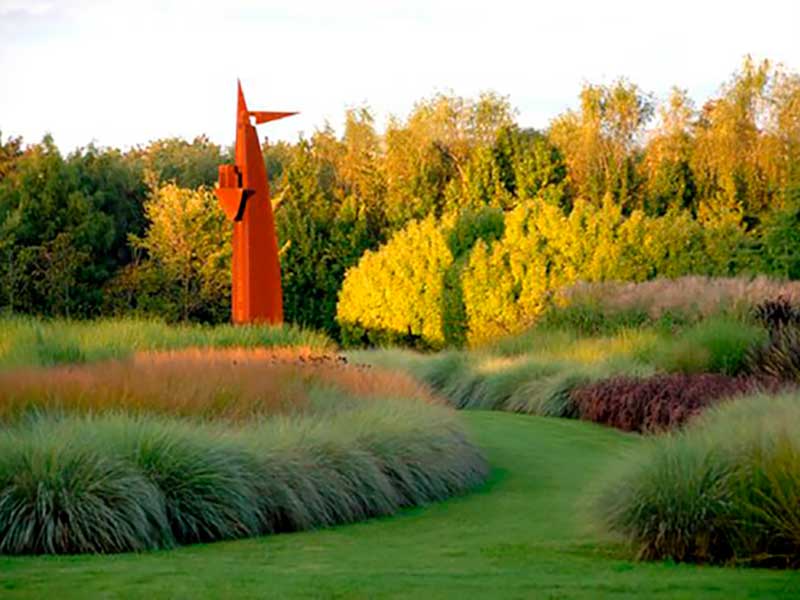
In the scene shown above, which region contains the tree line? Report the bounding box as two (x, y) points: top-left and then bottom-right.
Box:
(1, 56), (799, 341)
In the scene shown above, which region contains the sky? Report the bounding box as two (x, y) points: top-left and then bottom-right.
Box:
(1, 0), (799, 152)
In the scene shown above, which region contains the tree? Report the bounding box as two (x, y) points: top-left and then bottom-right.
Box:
(642, 88), (697, 214)
(135, 135), (226, 188)
(384, 92), (516, 226)
(691, 57), (773, 217)
(128, 182), (230, 322)
(550, 80), (654, 208)
(277, 139), (384, 336)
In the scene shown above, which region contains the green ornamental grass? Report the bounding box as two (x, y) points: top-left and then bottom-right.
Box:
(0, 399), (488, 555)
(595, 393), (800, 566)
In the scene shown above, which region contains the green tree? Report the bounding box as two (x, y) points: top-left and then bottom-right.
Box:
(127, 182), (230, 322)
(135, 135), (226, 188)
(277, 133), (386, 337)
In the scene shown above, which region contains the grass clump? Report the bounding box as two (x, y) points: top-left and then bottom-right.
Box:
(641, 316), (767, 375)
(595, 393), (800, 566)
(570, 373), (784, 433)
(0, 404), (488, 555)
(0, 423), (169, 555)
(0, 317), (334, 369)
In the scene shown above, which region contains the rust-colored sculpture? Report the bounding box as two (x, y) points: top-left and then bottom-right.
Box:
(215, 81), (296, 324)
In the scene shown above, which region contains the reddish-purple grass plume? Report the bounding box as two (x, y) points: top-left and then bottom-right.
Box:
(570, 373), (785, 433)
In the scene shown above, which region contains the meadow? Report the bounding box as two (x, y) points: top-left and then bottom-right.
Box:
(2, 276), (800, 597)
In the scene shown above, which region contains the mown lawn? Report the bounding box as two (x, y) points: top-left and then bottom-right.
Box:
(2, 412), (799, 599)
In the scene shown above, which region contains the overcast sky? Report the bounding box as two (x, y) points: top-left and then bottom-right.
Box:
(1, 0), (799, 152)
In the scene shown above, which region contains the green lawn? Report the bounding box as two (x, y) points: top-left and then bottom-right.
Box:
(2, 412), (798, 599)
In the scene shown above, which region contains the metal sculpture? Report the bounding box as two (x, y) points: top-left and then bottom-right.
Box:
(215, 81), (296, 324)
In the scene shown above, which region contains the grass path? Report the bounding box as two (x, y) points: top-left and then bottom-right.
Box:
(2, 412), (799, 599)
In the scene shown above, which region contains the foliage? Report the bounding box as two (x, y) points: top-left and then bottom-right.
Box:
(276, 136), (385, 336)
(570, 373), (773, 433)
(114, 182), (232, 322)
(549, 79), (654, 206)
(4, 413), (798, 597)
(757, 191), (800, 279)
(0, 424), (170, 554)
(596, 393), (800, 566)
(351, 329), (655, 415)
(0, 401), (487, 555)
(752, 296), (800, 332)
(0, 137), (147, 317)
(746, 326), (800, 381)
(550, 276), (800, 330)
(337, 216), (453, 348)
(0, 347), (487, 555)
(341, 194), (756, 347)
(133, 136), (226, 189)
(641, 316), (767, 375)
(3, 57), (800, 340)
(0, 348), (434, 421)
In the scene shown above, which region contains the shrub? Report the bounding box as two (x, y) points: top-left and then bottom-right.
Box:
(337, 216), (454, 348)
(642, 316), (767, 375)
(570, 373), (777, 433)
(596, 393), (800, 566)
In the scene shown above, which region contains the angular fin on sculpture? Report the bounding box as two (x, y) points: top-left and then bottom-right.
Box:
(249, 111), (298, 124)
(215, 187), (254, 222)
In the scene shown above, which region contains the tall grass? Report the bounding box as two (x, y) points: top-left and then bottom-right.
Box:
(551, 276), (800, 331)
(350, 313), (772, 435)
(351, 346), (651, 416)
(0, 348), (437, 423)
(0, 317), (334, 369)
(0, 400), (488, 555)
(594, 393), (800, 566)
(0, 346), (487, 555)
(640, 316), (767, 375)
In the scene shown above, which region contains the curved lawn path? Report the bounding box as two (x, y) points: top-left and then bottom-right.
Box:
(2, 413), (799, 598)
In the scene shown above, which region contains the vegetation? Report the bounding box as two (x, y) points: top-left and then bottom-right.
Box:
(349, 280), (796, 429)
(0, 348), (438, 422)
(2, 52), (800, 590)
(0, 317), (333, 368)
(642, 316), (767, 375)
(3, 58), (800, 343)
(570, 373), (781, 433)
(596, 393), (800, 567)
(546, 276), (800, 334)
(0, 348), (488, 555)
(3, 413), (799, 597)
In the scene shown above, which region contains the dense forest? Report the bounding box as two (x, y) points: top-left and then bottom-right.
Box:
(1, 57), (799, 344)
